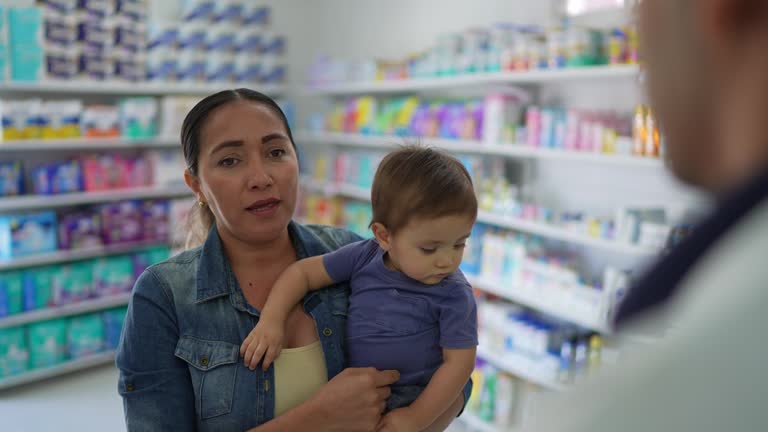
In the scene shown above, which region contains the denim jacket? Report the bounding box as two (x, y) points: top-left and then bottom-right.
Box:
(117, 222), (472, 431)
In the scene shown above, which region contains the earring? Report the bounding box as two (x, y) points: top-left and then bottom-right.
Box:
(198, 201), (206, 208)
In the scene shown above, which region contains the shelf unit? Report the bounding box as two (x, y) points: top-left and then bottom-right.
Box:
(476, 345), (564, 391)
(0, 184), (191, 212)
(0, 80), (284, 96)
(306, 64), (639, 95)
(296, 131), (663, 168)
(0, 351), (116, 391)
(0, 136), (178, 152)
(299, 177), (654, 259)
(0, 240), (170, 272)
(466, 274), (611, 333)
(0, 294), (131, 330)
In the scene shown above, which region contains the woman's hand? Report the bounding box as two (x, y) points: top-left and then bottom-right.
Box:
(240, 319), (285, 371)
(376, 407), (422, 432)
(310, 367), (400, 432)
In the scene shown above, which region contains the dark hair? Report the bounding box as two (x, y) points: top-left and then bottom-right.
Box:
(181, 88), (295, 176)
(180, 88), (295, 248)
(370, 145), (478, 234)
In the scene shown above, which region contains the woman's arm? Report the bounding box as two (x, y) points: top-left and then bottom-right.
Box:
(117, 270), (196, 431)
(247, 367), (401, 432)
(241, 256), (334, 369)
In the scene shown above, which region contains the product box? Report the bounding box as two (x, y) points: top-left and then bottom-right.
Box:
(58, 210), (103, 250)
(0, 271), (23, 317)
(79, 51), (113, 81)
(132, 246), (170, 279)
(181, 0), (215, 23)
(41, 100), (82, 139)
(44, 14), (78, 47)
(0, 160), (24, 197)
(100, 200), (143, 244)
(81, 154), (126, 191)
(28, 318), (68, 368)
(67, 313), (104, 358)
(8, 7), (43, 46)
(0, 326), (29, 378)
(1, 99), (44, 140)
(93, 255), (134, 296)
(32, 160), (83, 195)
(119, 97), (158, 139)
(102, 307), (127, 350)
(0, 211), (58, 259)
(81, 105), (120, 138)
(141, 199), (170, 242)
(22, 265), (57, 311)
(147, 149), (185, 185)
(52, 260), (94, 305)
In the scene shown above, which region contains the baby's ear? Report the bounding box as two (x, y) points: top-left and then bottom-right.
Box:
(371, 223), (392, 251)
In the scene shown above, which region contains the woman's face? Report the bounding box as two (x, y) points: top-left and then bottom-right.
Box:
(185, 100), (299, 246)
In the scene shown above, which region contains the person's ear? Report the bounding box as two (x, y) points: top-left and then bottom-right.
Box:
(371, 223), (392, 251)
(184, 169), (205, 204)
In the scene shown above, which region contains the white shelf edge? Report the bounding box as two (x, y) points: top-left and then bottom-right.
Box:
(295, 131), (663, 168)
(476, 345), (565, 391)
(298, 179), (653, 259)
(0, 80), (284, 96)
(476, 211), (657, 257)
(467, 274), (611, 333)
(0, 240), (170, 271)
(459, 411), (502, 432)
(0, 136), (178, 152)
(0, 184), (192, 212)
(0, 351), (116, 391)
(306, 64), (639, 95)
(0, 294), (131, 330)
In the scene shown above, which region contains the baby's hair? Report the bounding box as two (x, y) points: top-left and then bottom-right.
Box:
(370, 145), (478, 234)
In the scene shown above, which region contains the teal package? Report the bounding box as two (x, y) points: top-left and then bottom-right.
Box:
(52, 261), (94, 305)
(22, 266), (56, 311)
(9, 48), (43, 82)
(93, 255), (134, 296)
(7, 7), (43, 47)
(67, 313), (104, 359)
(0, 270), (23, 317)
(0, 211), (58, 259)
(28, 319), (68, 369)
(119, 98), (158, 139)
(102, 307), (128, 350)
(0, 326), (29, 378)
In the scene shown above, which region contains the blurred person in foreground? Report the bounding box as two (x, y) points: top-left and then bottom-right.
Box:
(534, 0), (768, 430)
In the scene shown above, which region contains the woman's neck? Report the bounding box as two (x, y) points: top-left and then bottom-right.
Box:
(219, 225), (296, 273)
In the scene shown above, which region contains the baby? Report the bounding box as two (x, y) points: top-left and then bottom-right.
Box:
(242, 146), (478, 431)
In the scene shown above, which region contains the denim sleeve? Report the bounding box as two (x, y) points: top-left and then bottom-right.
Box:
(116, 269), (196, 431)
(458, 378), (473, 417)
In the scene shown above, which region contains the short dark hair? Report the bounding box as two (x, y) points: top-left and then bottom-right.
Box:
(370, 146), (477, 234)
(180, 88), (294, 176)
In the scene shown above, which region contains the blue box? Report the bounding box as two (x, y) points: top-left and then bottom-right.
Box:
(8, 7), (43, 47)
(0, 211), (59, 259)
(9, 47), (44, 81)
(0, 161), (24, 197)
(32, 160), (83, 195)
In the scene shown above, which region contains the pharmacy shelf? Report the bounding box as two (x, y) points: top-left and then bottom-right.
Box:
(296, 131), (663, 168)
(0, 294), (131, 330)
(467, 274), (611, 333)
(476, 345), (565, 391)
(0, 184), (191, 212)
(299, 178), (653, 261)
(477, 211), (657, 257)
(0, 351), (115, 391)
(459, 412), (500, 432)
(0, 240), (169, 272)
(306, 64), (639, 95)
(0, 80), (284, 96)
(0, 136), (178, 152)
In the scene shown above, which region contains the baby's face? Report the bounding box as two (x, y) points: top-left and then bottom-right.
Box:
(386, 214), (475, 285)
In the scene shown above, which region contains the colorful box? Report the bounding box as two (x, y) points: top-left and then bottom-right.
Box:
(52, 261), (94, 305)
(28, 319), (68, 368)
(0, 211), (58, 259)
(141, 200), (170, 242)
(58, 210), (103, 250)
(93, 255), (134, 296)
(0, 271), (23, 317)
(0, 160), (24, 197)
(100, 200), (143, 244)
(67, 313), (104, 358)
(22, 265), (57, 311)
(32, 160), (83, 195)
(0, 326), (29, 378)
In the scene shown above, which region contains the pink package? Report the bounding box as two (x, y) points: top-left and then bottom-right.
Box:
(526, 106), (541, 147)
(82, 154), (130, 191)
(100, 200), (143, 244)
(123, 156), (154, 188)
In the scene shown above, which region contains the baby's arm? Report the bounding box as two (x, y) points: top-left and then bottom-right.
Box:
(240, 255), (334, 370)
(379, 347), (476, 431)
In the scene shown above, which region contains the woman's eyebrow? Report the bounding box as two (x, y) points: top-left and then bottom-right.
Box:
(210, 140), (244, 155)
(262, 133), (289, 143)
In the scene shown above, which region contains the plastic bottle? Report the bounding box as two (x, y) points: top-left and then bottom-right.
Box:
(633, 105), (647, 156)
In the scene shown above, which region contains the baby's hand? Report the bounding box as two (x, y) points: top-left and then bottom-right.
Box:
(376, 407), (422, 432)
(240, 319), (284, 371)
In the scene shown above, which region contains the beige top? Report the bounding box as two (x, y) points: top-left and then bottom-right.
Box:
(273, 340), (328, 417)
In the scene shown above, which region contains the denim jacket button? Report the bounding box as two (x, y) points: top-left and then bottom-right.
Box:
(200, 357), (209, 366)
(126, 383), (135, 392)
(323, 328), (333, 337)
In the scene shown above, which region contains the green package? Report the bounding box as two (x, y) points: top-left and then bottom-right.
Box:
(53, 261), (93, 304)
(0, 271), (23, 317)
(28, 319), (68, 369)
(93, 255), (134, 295)
(0, 326), (29, 378)
(67, 313), (104, 359)
(22, 266), (57, 311)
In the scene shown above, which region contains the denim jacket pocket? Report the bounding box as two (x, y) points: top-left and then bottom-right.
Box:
(175, 336), (240, 420)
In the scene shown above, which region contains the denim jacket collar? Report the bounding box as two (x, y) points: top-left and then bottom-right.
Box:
(195, 221), (333, 304)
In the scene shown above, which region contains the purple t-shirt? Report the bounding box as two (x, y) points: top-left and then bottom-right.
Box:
(323, 239), (478, 386)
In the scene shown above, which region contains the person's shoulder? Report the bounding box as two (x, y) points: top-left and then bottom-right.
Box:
(299, 223), (365, 250)
(134, 247), (201, 299)
(440, 270), (475, 300)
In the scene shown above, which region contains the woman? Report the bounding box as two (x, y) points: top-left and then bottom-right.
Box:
(116, 89), (468, 431)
